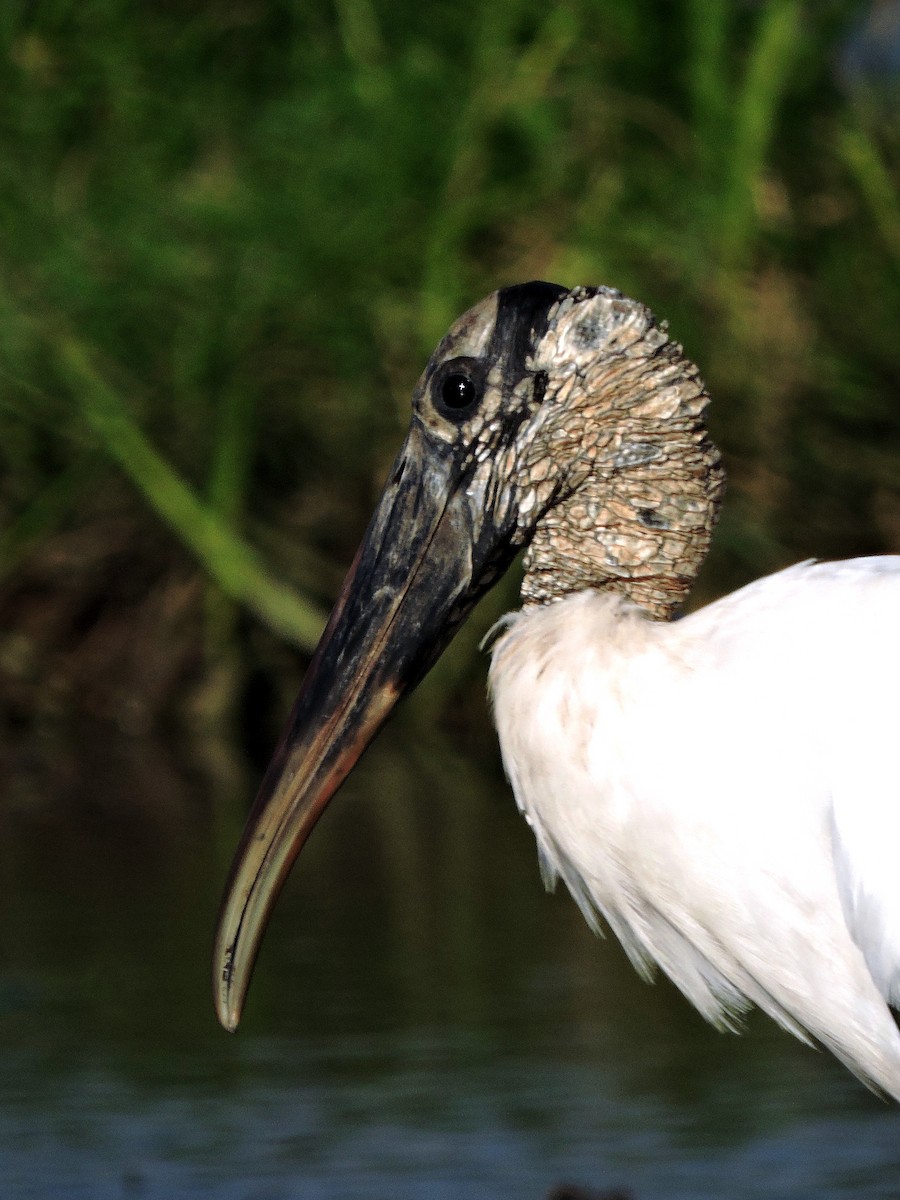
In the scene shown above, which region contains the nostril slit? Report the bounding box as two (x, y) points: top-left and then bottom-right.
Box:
(533, 370), (549, 406)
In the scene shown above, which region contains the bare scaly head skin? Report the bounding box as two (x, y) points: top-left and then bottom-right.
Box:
(519, 288), (725, 616)
(415, 284), (725, 618)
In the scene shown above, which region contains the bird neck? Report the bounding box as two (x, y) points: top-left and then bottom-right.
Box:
(519, 312), (725, 621)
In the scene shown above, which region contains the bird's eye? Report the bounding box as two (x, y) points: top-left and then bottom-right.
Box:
(431, 357), (486, 421)
(441, 373), (477, 410)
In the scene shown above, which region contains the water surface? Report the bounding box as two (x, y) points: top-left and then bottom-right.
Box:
(2, 728), (898, 1199)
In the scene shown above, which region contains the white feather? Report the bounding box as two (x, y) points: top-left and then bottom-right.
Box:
(489, 557), (900, 1098)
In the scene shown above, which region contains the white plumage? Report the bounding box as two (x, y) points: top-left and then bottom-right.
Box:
(490, 557), (900, 1098)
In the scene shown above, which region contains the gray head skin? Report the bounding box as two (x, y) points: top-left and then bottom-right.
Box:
(421, 283), (725, 616)
(213, 282), (726, 1031)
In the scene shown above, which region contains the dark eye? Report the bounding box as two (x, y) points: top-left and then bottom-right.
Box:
(431, 356), (486, 421)
(441, 373), (477, 410)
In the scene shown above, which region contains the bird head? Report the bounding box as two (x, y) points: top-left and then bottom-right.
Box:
(213, 282), (724, 1031)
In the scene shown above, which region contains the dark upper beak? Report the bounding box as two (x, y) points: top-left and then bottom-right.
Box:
(212, 418), (516, 1030)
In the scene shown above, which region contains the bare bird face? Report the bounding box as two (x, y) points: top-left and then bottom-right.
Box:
(212, 282), (720, 1030)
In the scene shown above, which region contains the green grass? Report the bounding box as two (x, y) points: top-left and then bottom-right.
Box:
(58, 334), (325, 651)
(1, 0), (898, 738)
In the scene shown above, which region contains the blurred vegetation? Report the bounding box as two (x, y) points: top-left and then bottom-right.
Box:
(1, 0), (898, 807)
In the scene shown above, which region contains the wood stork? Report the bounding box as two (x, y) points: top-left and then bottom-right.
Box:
(213, 282), (900, 1100)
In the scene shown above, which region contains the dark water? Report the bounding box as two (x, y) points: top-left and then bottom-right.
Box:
(2, 729), (899, 1200)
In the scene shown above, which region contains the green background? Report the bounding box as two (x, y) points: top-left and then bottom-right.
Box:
(1, 0), (898, 798)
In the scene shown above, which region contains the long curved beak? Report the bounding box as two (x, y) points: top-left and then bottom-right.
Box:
(213, 421), (511, 1031)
